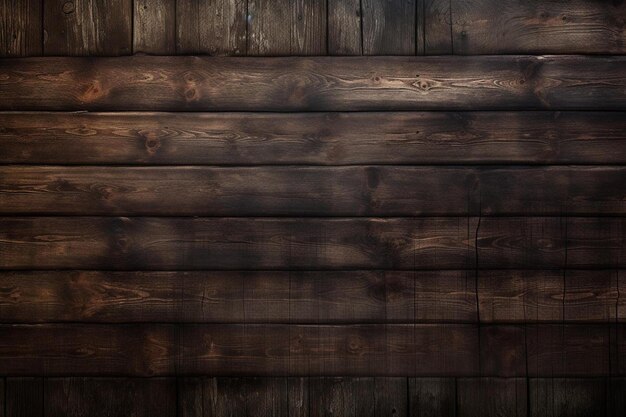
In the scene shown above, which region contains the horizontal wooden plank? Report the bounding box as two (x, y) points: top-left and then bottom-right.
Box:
(1, 56), (625, 111)
(2, 111), (625, 165)
(0, 217), (476, 270)
(1, 217), (623, 270)
(0, 324), (624, 376)
(0, 324), (478, 376)
(2, 270), (623, 324)
(451, 0), (626, 54)
(0, 270), (478, 323)
(1, 166), (624, 216)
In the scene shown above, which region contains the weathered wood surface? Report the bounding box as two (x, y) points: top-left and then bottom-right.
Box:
(247, 0), (327, 56)
(176, 0), (246, 56)
(1, 166), (623, 216)
(328, 0), (362, 55)
(451, 0), (626, 55)
(361, 0), (416, 55)
(2, 56), (625, 111)
(1, 217), (623, 270)
(3, 270), (622, 324)
(0, 324), (624, 376)
(0, 0), (42, 57)
(43, 0), (132, 56)
(133, 0), (176, 55)
(2, 112), (624, 165)
(3, 377), (625, 417)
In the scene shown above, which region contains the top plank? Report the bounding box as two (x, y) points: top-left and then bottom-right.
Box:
(1, 56), (625, 111)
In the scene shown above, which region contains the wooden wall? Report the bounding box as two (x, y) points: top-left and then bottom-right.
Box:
(1, 0), (626, 416)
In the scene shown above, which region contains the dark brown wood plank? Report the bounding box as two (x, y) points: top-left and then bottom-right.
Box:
(361, 0), (416, 55)
(0, 324), (478, 376)
(133, 0), (176, 55)
(2, 166), (623, 216)
(456, 378), (527, 417)
(248, 0), (326, 55)
(43, 0), (132, 56)
(478, 217), (625, 269)
(480, 326), (526, 376)
(310, 377), (406, 417)
(5, 378), (43, 417)
(526, 325), (613, 377)
(328, 0), (362, 55)
(0, 0), (42, 57)
(2, 112), (625, 165)
(0, 217), (476, 270)
(0, 378), (4, 417)
(609, 378), (626, 417)
(176, 0), (247, 55)
(408, 378), (456, 417)
(179, 377), (304, 417)
(479, 270), (620, 323)
(44, 378), (177, 417)
(2, 56), (625, 111)
(451, 0), (626, 54)
(0, 270), (476, 323)
(424, 0), (452, 54)
(529, 378), (608, 417)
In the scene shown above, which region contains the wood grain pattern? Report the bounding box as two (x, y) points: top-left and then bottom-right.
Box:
(309, 378), (407, 417)
(179, 377), (308, 417)
(43, 0), (132, 56)
(2, 56), (625, 111)
(176, 0), (247, 55)
(361, 0), (416, 55)
(0, 0), (42, 57)
(1, 324), (624, 376)
(44, 378), (177, 417)
(133, 0), (176, 55)
(451, 0), (626, 54)
(247, 0), (326, 55)
(2, 217), (623, 270)
(0, 217), (476, 270)
(456, 378), (527, 417)
(408, 378), (456, 417)
(424, 0), (452, 54)
(529, 378), (608, 417)
(0, 270), (477, 323)
(1, 166), (623, 216)
(328, 0), (362, 55)
(2, 112), (624, 165)
(4, 378), (43, 417)
(0, 324), (478, 376)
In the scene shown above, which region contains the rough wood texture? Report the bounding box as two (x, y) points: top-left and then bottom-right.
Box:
(424, 0), (452, 54)
(2, 56), (625, 111)
(361, 0), (416, 55)
(3, 216), (622, 270)
(328, 0), (362, 55)
(408, 378), (456, 417)
(4, 378), (43, 417)
(451, 0), (626, 54)
(133, 0), (175, 55)
(1, 166), (623, 216)
(248, 0), (326, 55)
(0, 324), (479, 376)
(530, 378), (608, 417)
(457, 378), (527, 417)
(176, 0), (247, 55)
(2, 112), (624, 165)
(1, 324), (624, 377)
(0, 0), (42, 57)
(0, 270), (477, 323)
(43, 0), (132, 56)
(0, 217), (476, 270)
(44, 378), (177, 417)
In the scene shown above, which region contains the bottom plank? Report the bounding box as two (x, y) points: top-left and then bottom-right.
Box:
(2, 377), (625, 417)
